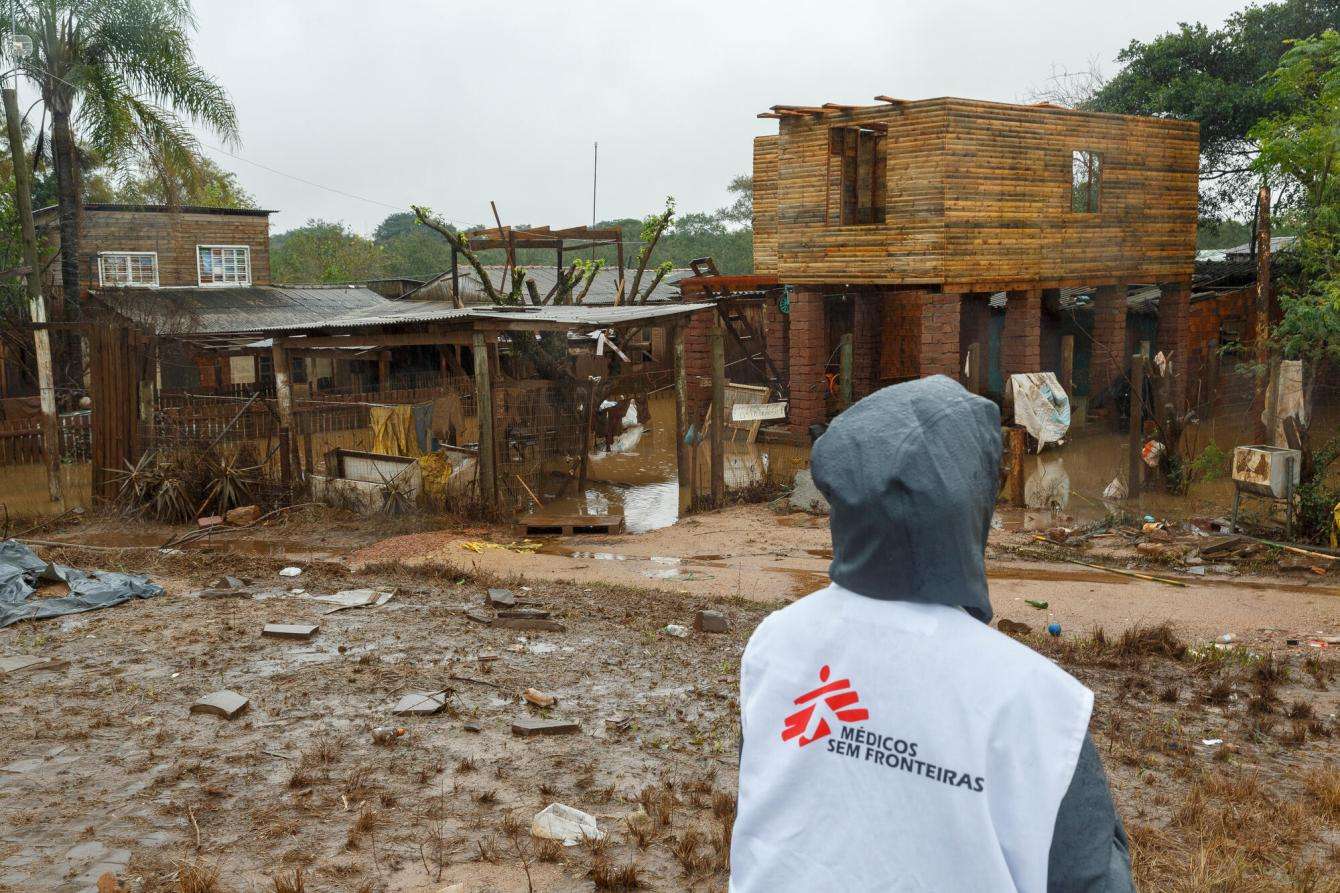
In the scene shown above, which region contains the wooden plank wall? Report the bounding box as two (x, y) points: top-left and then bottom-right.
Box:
(39, 208), (272, 296)
(752, 98), (1198, 288)
(89, 320), (145, 501)
(752, 136), (779, 275)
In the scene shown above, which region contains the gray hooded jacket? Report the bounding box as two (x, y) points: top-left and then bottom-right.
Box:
(809, 375), (1133, 892)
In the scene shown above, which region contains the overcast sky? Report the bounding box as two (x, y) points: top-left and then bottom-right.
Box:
(187, 0), (1246, 235)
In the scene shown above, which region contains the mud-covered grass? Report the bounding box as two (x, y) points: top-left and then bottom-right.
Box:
(0, 519), (1336, 891)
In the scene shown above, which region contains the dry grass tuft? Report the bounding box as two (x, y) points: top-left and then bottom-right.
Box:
(670, 829), (708, 876)
(1303, 766), (1340, 821)
(591, 857), (642, 890)
(177, 863), (223, 893)
(1116, 623), (1186, 660)
(270, 869), (305, 893)
(536, 838), (565, 863)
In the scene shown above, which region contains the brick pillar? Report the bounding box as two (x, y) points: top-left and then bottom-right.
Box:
(787, 287), (827, 430)
(681, 308), (716, 421)
(1157, 280), (1192, 410)
(852, 292), (882, 399)
(1090, 284), (1127, 399)
(1000, 288), (1042, 379)
(919, 292), (961, 379)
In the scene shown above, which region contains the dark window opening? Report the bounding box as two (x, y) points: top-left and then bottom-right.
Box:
(830, 125), (887, 225)
(1071, 150), (1101, 213)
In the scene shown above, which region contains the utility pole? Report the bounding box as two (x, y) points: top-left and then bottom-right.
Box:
(4, 83), (61, 502)
(1251, 185), (1272, 443)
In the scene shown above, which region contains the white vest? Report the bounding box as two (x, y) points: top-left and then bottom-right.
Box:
(731, 584), (1093, 893)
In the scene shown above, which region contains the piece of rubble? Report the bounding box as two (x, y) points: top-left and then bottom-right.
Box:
(664, 624), (690, 638)
(278, 566), (303, 578)
(371, 726), (405, 745)
(512, 717), (579, 737)
(197, 515), (223, 528)
(465, 609), (494, 625)
(496, 618), (566, 632)
(261, 623), (319, 641)
(309, 588), (394, 613)
(486, 588), (517, 607)
(606, 715), (632, 732)
(997, 619), (1031, 636)
(211, 575), (245, 590)
(225, 504), (262, 525)
(190, 690), (249, 720)
(463, 721), (482, 733)
(477, 651), (500, 663)
(523, 687), (556, 707)
(695, 610), (729, 633)
(789, 469), (830, 515)
(393, 692), (447, 716)
(0, 655), (47, 674)
(531, 802), (604, 846)
(497, 608), (551, 620)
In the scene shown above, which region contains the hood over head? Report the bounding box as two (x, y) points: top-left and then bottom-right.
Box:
(811, 375), (1001, 622)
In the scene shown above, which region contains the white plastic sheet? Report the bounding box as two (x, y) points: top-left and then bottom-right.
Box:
(1008, 373), (1071, 451)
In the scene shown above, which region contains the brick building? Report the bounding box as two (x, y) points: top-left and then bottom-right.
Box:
(684, 96), (1201, 432)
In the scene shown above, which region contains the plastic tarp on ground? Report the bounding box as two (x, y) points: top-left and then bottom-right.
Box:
(1008, 372), (1071, 451)
(0, 540), (164, 627)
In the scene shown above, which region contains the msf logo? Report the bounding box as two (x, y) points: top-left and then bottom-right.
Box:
(781, 665), (870, 747)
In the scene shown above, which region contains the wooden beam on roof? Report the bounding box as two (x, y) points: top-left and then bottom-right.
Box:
(873, 95), (905, 104)
(757, 112), (784, 119)
(822, 103), (875, 112)
(771, 105), (825, 115)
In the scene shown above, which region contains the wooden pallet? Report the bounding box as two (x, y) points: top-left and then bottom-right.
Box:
(516, 513), (625, 536)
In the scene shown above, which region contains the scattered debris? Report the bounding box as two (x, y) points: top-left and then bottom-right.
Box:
(460, 540), (543, 554)
(523, 687), (557, 707)
(261, 623), (319, 641)
(531, 803), (605, 846)
(371, 726), (405, 745)
(1102, 477), (1128, 501)
(512, 717), (579, 737)
(789, 469), (830, 515)
(393, 692), (448, 716)
(0, 655), (53, 674)
(225, 504), (262, 525)
(196, 515), (223, 528)
(463, 721), (482, 733)
(190, 690), (249, 720)
(497, 608), (552, 621)
(1025, 599), (1049, 610)
(1047, 623), (1062, 637)
(0, 540), (164, 628)
(695, 609), (729, 633)
(307, 588), (395, 613)
(1201, 738), (1224, 747)
(465, 609), (494, 625)
(278, 566), (303, 577)
(663, 624), (690, 638)
(486, 587), (517, 607)
(997, 619), (1031, 636)
(606, 715), (632, 732)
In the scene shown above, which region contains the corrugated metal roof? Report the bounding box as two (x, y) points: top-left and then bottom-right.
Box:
(36, 203), (275, 217)
(263, 301), (714, 334)
(96, 284), (396, 334)
(443, 266), (689, 305)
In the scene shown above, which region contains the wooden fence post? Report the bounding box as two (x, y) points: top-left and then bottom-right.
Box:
(1006, 426), (1027, 507)
(710, 323), (726, 507)
(673, 324), (690, 513)
(473, 331), (496, 511)
(1128, 355), (1144, 499)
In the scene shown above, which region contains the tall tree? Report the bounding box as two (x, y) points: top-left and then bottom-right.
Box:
(8, 0), (240, 330)
(1089, 0), (1340, 217)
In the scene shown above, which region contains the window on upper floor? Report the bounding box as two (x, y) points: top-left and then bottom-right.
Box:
(1071, 150), (1101, 213)
(98, 252), (159, 287)
(830, 125), (887, 225)
(197, 245), (251, 286)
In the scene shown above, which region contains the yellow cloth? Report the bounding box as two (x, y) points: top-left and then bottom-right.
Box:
(1331, 501), (1340, 549)
(419, 451), (453, 506)
(369, 404), (420, 457)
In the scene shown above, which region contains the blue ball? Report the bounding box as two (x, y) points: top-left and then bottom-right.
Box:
(1047, 622), (1063, 637)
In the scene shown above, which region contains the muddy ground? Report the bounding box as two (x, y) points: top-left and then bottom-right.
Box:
(1, 507), (1337, 893)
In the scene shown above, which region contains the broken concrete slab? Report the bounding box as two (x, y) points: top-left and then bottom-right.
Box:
(190, 690), (249, 720)
(486, 587), (516, 607)
(695, 610), (729, 633)
(463, 721), (482, 733)
(511, 717), (579, 737)
(261, 623), (319, 641)
(0, 655), (46, 674)
(496, 608), (552, 620)
(393, 692), (447, 716)
(523, 687), (557, 707)
(495, 618), (566, 632)
(210, 575), (245, 590)
(194, 586), (254, 599)
(307, 588), (395, 613)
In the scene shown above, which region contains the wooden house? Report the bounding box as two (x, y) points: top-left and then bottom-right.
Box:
(743, 96), (1199, 430)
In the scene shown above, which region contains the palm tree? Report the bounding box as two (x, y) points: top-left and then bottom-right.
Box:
(8, 0), (240, 330)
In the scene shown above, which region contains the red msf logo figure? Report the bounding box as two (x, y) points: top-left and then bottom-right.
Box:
(781, 665), (870, 747)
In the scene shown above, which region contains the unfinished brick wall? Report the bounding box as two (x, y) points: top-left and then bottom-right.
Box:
(1000, 288), (1042, 378)
(853, 292), (882, 399)
(681, 309), (716, 422)
(1090, 284), (1128, 398)
(786, 287), (828, 430)
(877, 290), (961, 384)
(1156, 280), (1193, 410)
(920, 292), (961, 379)
(1185, 285), (1255, 409)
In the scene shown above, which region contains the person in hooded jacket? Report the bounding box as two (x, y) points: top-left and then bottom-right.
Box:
(731, 376), (1133, 893)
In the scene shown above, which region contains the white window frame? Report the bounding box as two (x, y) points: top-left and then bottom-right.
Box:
(97, 251), (159, 288)
(196, 244), (252, 287)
